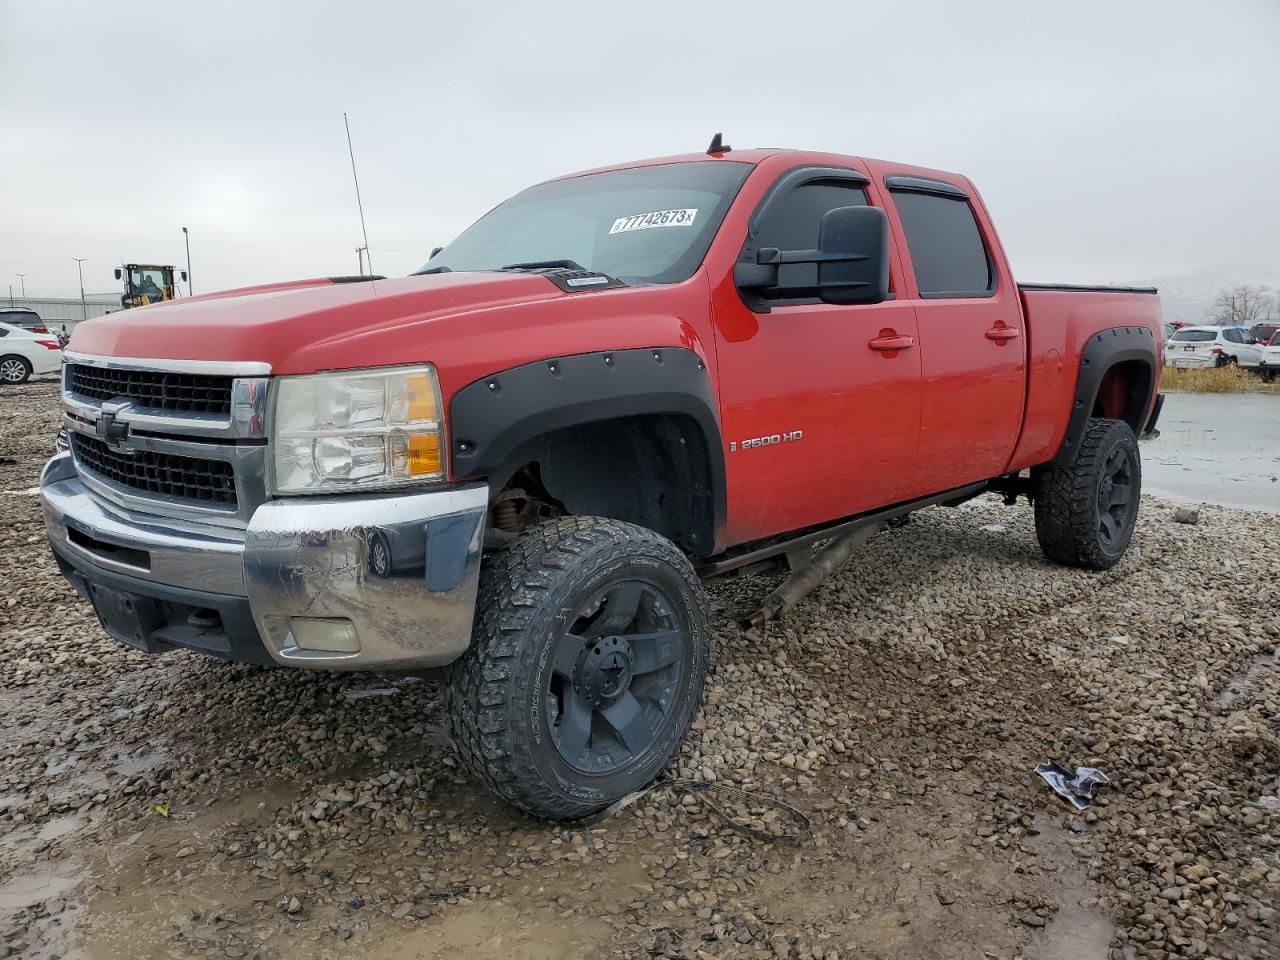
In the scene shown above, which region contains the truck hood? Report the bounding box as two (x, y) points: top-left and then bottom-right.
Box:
(68, 273), (567, 372)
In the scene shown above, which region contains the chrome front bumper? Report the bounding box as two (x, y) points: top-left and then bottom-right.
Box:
(41, 453), (488, 670)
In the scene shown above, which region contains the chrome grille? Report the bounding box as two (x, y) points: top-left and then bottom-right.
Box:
(71, 433), (238, 506)
(68, 363), (233, 414)
(62, 353), (272, 528)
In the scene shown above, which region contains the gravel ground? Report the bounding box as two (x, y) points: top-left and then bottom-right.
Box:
(2, 376), (1278, 960)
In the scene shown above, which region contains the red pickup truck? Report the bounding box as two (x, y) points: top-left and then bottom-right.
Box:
(42, 142), (1163, 819)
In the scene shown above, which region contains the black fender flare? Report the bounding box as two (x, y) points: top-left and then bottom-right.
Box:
(449, 347), (726, 552)
(1052, 325), (1158, 466)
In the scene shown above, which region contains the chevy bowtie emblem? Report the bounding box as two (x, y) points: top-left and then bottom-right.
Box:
(96, 403), (131, 448)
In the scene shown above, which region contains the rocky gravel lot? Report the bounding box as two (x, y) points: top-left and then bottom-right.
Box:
(2, 376), (1278, 960)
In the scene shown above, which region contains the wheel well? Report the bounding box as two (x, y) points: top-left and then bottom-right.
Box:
(1091, 359), (1153, 436)
(492, 413), (716, 557)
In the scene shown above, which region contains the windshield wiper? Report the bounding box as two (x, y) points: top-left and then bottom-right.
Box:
(500, 259), (586, 272)
(414, 265), (452, 275)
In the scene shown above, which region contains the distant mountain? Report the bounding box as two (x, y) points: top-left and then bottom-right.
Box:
(1130, 263), (1280, 324)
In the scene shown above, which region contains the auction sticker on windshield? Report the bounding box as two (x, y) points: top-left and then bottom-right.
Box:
(609, 208), (698, 235)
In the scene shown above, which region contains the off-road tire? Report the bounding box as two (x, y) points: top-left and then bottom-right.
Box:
(1033, 417), (1141, 571)
(0, 355), (32, 384)
(446, 516), (709, 820)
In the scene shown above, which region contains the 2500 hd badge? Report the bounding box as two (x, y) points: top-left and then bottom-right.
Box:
(730, 430), (804, 452)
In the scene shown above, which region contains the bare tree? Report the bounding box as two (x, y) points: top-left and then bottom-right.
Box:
(1209, 285), (1274, 326)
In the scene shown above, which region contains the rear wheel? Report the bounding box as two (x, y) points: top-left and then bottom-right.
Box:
(446, 516), (709, 820)
(1033, 418), (1141, 571)
(0, 355), (32, 384)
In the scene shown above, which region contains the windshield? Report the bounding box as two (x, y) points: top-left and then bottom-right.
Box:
(419, 161), (752, 285)
(1171, 329), (1215, 342)
(129, 267), (168, 291)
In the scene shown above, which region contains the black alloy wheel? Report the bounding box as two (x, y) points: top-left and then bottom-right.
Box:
(1034, 417), (1142, 571)
(546, 580), (684, 773)
(1096, 445), (1136, 549)
(446, 516), (709, 820)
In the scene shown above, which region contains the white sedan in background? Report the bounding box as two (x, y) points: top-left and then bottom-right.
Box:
(0, 320), (64, 384)
(1163, 325), (1264, 368)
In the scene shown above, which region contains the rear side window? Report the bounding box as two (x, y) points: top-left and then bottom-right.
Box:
(1223, 328), (1243, 344)
(1171, 329), (1215, 342)
(752, 181), (869, 298)
(891, 190), (992, 297)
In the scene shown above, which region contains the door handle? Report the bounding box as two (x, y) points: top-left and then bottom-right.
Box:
(868, 334), (915, 352)
(984, 326), (1021, 342)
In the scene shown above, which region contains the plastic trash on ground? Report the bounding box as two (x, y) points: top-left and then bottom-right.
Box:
(1036, 761), (1111, 810)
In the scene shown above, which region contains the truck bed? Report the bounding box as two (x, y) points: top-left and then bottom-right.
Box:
(1009, 283), (1163, 471)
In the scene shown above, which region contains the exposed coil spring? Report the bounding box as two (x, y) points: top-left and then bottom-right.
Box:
(494, 499), (519, 532)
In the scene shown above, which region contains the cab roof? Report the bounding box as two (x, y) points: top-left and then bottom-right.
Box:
(550, 148), (968, 190)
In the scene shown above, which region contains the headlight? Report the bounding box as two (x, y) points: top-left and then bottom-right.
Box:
(271, 365), (445, 494)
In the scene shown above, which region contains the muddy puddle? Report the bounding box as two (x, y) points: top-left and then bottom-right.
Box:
(1142, 392), (1280, 513)
(1215, 645), (1280, 708)
(0, 865), (81, 912)
(367, 906), (612, 959)
(1023, 817), (1116, 960)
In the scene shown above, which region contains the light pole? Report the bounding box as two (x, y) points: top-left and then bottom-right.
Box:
(73, 258), (88, 321)
(182, 226), (193, 295)
(16, 273), (27, 298)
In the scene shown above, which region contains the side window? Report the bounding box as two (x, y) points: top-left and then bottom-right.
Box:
(752, 180), (868, 299)
(1223, 329), (1242, 344)
(890, 190), (993, 297)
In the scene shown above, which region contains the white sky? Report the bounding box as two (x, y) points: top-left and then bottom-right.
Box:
(2, 0), (1278, 299)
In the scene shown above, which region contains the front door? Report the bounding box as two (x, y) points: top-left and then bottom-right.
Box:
(710, 167), (924, 546)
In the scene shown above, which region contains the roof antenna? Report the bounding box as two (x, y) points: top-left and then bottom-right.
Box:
(344, 112), (372, 275)
(707, 132), (731, 155)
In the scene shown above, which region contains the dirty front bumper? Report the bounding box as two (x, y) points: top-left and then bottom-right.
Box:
(40, 453), (488, 670)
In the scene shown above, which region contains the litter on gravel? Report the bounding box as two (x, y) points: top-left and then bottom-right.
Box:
(1036, 761), (1112, 810)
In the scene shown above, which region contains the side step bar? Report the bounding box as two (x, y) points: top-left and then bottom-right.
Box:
(697, 481), (989, 579)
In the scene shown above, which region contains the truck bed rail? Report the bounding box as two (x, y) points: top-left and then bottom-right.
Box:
(1018, 282), (1158, 295)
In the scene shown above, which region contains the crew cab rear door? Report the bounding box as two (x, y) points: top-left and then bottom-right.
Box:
(877, 171), (1026, 491)
(710, 165), (923, 545)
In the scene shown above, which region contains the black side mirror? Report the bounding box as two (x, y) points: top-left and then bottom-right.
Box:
(814, 206), (889, 305)
(733, 206), (889, 306)
(114, 268), (122, 280)
(180, 270), (188, 282)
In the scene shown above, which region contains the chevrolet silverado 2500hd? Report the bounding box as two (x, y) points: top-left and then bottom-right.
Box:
(42, 144), (1163, 819)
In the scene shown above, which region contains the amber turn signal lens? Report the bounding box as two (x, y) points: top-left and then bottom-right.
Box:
(406, 373), (437, 422)
(405, 433), (441, 476)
